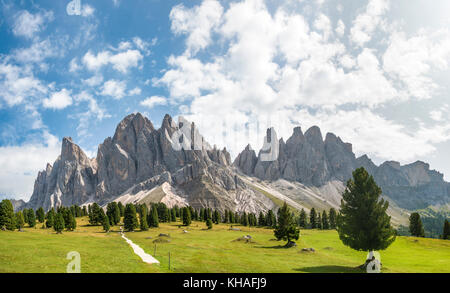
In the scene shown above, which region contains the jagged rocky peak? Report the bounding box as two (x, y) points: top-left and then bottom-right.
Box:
(233, 144), (258, 175)
(304, 125), (323, 145)
(61, 137), (91, 166)
(113, 112), (155, 151)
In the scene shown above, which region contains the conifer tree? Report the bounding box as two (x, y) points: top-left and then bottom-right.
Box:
(206, 218), (213, 229)
(140, 205), (149, 231)
(171, 208), (177, 222)
(298, 209), (307, 228)
(124, 203), (138, 232)
(317, 213), (323, 229)
(0, 200), (16, 230)
(336, 167), (396, 268)
(23, 208), (29, 224)
(182, 207), (191, 226)
(329, 208), (337, 229)
(309, 207), (317, 229)
(443, 220), (450, 240)
(15, 211), (25, 230)
(213, 210), (220, 224)
(36, 207), (45, 223)
(27, 208), (36, 228)
(322, 210), (329, 229)
(274, 202), (300, 246)
(102, 214), (110, 232)
(241, 212), (249, 226)
(46, 209), (55, 228)
(148, 205), (159, 228)
(258, 212), (265, 226)
(66, 211), (76, 231)
(409, 212), (425, 237)
(53, 212), (65, 234)
(118, 202), (125, 217)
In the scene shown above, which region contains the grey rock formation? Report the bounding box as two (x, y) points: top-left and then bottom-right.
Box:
(25, 113), (276, 214)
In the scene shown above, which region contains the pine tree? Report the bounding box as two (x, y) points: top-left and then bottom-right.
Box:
(36, 207), (45, 223)
(182, 207), (191, 226)
(148, 205), (159, 228)
(213, 210), (220, 224)
(66, 211), (76, 231)
(258, 212), (265, 226)
(206, 218), (213, 229)
(336, 167), (396, 268)
(23, 208), (29, 224)
(266, 210), (273, 227)
(409, 213), (425, 237)
(317, 213), (322, 230)
(27, 208), (36, 228)
(102, 214), (110, 232)
(106, 202), (121, 226)
(140, 205), (149, 231)
(123, 203), (138, 232)
(118, 202), (125, 217)
(53, 212), (65, 234)
(274, 202), (300, 246)
(171, 208), (177, 222)
(298, 209), (307, 228)
(241, 212), (249, 226)
(322, 210), (329, 230)
(15, 211), (25, 230)
(0, 200), (16, 230)
(443, 220), (450, 240)
(329, 208), (337, 229)
(46, 209), (55, 228)
(309, 207), (317, 229)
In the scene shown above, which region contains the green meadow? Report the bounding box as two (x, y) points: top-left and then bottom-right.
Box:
(0, 216), (449, 273)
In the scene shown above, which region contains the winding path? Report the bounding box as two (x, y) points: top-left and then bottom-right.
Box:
(120, 228), (159, 264)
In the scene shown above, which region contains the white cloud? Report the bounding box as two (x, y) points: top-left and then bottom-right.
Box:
(0, 131), (61, 200)
(140, 96), (167, 108)
(128, 87), (142, 96)
(12, 10), (53, 38)
(100, 80), (127, 99)
(170, 0), (223, 55)
(69, 58), (81, 72)
(350, 0), (389, 47)
(83, 74), (104, 87)
(335, 19), (345, 36)
(43, 88), (73, 110)
(73, 91), (111, 137)
(81, 4), (95, 17)
(82, 49), (143, 73)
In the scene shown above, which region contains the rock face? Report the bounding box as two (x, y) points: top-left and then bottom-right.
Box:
(25, 113), (276, 214)
(234, 126), (450, 211)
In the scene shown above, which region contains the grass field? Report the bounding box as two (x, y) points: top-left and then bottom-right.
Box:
(1, 216), (449, 273)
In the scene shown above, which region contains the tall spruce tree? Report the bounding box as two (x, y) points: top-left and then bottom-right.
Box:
(322, 210), (329, 230)
(298, 209), (307, 228)
(118, 202), (125, 217)
(140, 205), (149, 231)
(15, 211), (25, 230)
(182, 207), (191, 226)
(53, 212), (65, 234)
(123, 203), (138, 232)
(102, 214), (110, 232)
(46, 209), (55, 228)
(336, 167), (396, 268)
(309, 208), (317, 229)
(148, 205), (159, 228)
(409, 213), (425, 237)
(443, 220), (450, 240)
(317, 213), (323, 230)
(206, 218), (213, 229)
(329, 208), (337, 229)
(0, 200), (16, 230)
(27, 208), (36, 228)
(36, 207), (45, 223)
(274, 202), (300, 246)
(258, 212), (265, 226)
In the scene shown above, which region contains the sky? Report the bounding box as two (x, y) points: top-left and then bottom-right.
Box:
(1, 0), (450, 201)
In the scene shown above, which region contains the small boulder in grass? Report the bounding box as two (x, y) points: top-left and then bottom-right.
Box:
(183, 230), (189, 233)
(300, 247), (315, 252)
(159, 233), (170, 238)
(285, 241), (297, 248)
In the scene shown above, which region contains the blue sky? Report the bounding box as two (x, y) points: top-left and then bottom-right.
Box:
(1, 0), (450, 200)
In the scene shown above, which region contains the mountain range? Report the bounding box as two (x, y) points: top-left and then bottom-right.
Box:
(21, 113), (450, 226)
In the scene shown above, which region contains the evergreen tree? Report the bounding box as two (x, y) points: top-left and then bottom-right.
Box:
(213, 210), (220, 224)
(206, 218), (213, 229)
(123, 203), (138, 232)
(36, 207), (45, 223)
(182, 207), (191, 226)
(53, 212), (65, 234)
(0, 200), (16, 230)
(27, 208), (36, 228)
(118, 202), (125, 217)
(336, 167), (396, 268)
(106, 202), (121, 226)
(409, 213), (425, 237)
(46, 209), (55, 228)
(23, 208), (29, 224)
(298, 209), (307, 228)
(15, 211), (25, 230)
(193, 209), (199, 221)
(443, 220), (450, 240)
(148, 205), (159, 228)
(66, 211), (76, 231)
(199, 208), (204, 221)
(82, 206), (87, 217)
(274, 202), (300, 246)
(309, 208), (317, 229)
(322, 210), (329, 230)
(317, 213), (323, 229)
(329, 208), (337, 229)
(140, 205), (149, 231)
(102, 214), (110, 232)
(171, 208), (177, 222)
(241, 212), (249, 226)
(258, 212), (266, 226)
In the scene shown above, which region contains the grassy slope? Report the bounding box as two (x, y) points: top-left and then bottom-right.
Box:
(1, 217), (449, 273)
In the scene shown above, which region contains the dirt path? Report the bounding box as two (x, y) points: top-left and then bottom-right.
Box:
(120, 228), (159, 264)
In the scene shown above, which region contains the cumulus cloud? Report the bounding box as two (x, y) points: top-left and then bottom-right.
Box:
(0, 131), (61, 199)
(140, 96), (167, 108)
(43, 89), (73, 110)
(100, 80), (127, 99)
(82, 49), (143, 73)
(12, 10), (54, 38)
(154, 0), (450, 163)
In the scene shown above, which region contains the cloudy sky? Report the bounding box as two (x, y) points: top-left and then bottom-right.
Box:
(1, 0), (450, 200)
